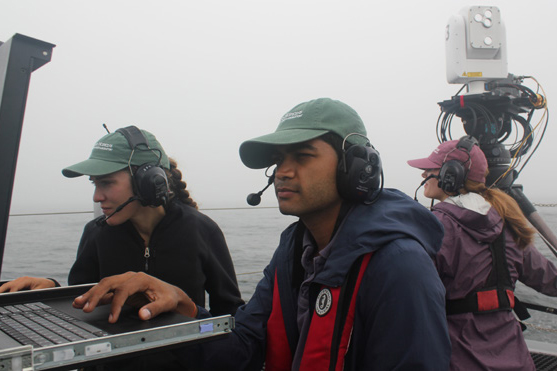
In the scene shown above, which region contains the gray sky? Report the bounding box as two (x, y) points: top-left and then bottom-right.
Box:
(2, 0), (556, 214)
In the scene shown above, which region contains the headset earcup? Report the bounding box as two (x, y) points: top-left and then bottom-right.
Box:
(438, 159), (466, 193)
(337, 145), (382, 202)
(133, 164), (170, 206)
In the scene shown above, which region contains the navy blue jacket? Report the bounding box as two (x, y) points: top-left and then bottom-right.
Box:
(180, 189), (451, 370)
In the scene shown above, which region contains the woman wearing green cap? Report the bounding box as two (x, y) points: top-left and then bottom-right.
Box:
(0, 126), (244, 319)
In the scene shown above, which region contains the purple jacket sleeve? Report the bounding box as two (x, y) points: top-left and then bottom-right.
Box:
(519, 245), (557, 295)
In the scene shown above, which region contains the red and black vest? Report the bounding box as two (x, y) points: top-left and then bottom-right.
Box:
(445, 226), (515, 315)
(265, 253), (373, 371)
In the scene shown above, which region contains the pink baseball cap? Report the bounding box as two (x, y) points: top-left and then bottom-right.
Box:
(407, 139), (488, 184)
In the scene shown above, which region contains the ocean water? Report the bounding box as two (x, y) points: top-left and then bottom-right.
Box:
(3, 206), (557, 344)
(2, 208), (298, 300)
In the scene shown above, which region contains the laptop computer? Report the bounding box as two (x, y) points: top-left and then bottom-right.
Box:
(0, 283), (234, 370)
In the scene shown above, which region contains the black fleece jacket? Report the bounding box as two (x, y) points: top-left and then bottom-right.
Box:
(68, 200), (244, 316)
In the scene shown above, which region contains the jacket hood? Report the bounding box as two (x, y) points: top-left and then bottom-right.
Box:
(316, 188), (444, 286)
(432, 201), (502, 244)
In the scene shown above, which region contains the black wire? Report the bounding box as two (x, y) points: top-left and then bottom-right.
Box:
(437, 79), (548, 185)
(515, 108), (549, 178)
(508, 114), (533, 158)
(493, 83), (537, 99)
(436, 110), (445, 143)
(454, 84), (466, 96)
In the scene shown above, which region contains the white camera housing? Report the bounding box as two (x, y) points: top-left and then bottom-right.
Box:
(446, 6), (508, 93)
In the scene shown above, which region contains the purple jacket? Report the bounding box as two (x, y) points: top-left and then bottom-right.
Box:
(433, 201), (557, 371)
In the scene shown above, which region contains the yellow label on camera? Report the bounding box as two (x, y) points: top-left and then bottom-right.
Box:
(462, 71), (483, 77)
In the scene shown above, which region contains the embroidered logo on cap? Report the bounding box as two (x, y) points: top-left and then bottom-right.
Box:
(94, 142), (113, 151)
(315, 288), (332, 316)
(280, 110), (303, 123)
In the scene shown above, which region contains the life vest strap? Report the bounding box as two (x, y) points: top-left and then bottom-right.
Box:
(299, 253), (372, 371)
(446, 288), (514, 314)
(446, 225), (515, 315)
(265, 269), (294, 371)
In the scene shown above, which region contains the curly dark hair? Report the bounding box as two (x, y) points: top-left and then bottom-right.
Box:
(164, 158), (198, 209)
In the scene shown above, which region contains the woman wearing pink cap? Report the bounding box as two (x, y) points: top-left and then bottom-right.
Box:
(408, 136), (557, 371)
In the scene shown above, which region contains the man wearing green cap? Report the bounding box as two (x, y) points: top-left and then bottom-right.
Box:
(73, 99), (451, 370)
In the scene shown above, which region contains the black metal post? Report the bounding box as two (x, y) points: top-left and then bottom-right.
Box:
(509, 185), (557, 257)
(0, 34), (55, 276)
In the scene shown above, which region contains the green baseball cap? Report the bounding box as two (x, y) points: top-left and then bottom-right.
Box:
(239, 98), (368, 169)
(62, 128), (170, 178)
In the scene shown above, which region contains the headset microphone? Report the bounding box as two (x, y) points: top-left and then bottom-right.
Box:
(247, 172), (275, 206)
(414, 174), (438, 201)
(96, 196), (140, 226)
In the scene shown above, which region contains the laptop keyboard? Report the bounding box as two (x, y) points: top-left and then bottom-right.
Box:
(0, 302), (109, 348)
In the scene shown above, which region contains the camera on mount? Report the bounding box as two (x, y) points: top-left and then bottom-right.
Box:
(445, 6), (507, 91)
(438, 6), (547, 190)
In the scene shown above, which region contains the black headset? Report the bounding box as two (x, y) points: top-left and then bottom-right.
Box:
(116, 126), (170, 207)
(437, 135), (479, 193)
(336, 133), (383, 203)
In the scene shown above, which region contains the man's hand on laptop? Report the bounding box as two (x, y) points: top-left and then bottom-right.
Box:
(72, 272), (198, 323)
(0, 277), (57, 293)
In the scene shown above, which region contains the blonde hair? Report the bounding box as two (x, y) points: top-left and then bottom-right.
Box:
(459, 180), (534, 249)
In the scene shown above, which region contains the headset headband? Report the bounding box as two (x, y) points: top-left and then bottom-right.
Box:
(442, 135), (478, 171)
(116, 126), (149, 149)
(116, 125), (162, 168)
